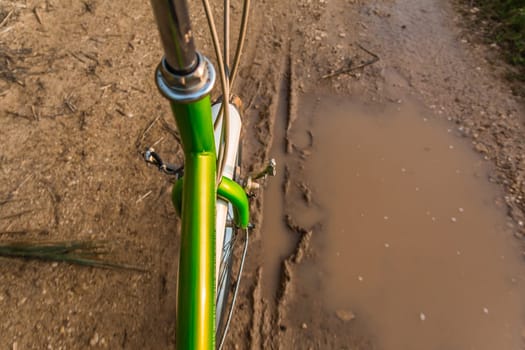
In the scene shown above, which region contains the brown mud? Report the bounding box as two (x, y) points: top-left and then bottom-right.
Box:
(1, 0), (525, 349)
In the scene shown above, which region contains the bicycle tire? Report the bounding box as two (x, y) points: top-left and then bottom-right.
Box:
(215, 140), (242, 341)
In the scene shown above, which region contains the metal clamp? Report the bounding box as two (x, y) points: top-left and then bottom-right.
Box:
(155, 52), (216, 103)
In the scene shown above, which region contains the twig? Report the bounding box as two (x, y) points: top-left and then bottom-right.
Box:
(64, 93), (77, 113)
(0, 26), (13, 36)
(322, 43), (380, 79)
(31, 105), (40, 120)
(0, 209), (36, 221)
(13, 175), (32, 195)
(160, 117), (181, 144)
(0, 229), (49, 235)
(357, 43), (380, 60)
(81, 52), (99, 65)
(69, 51), (87, 64)
(33, 7), (43, 25)
(0, 175), (33, 206)
(136, 115), (161, 149)
(136, 190), (152, 204)
(0, 240), (146, 272)
(151, 137), (164, 148)
(245, 80), (262, 112)
(0, 10), (14, 27)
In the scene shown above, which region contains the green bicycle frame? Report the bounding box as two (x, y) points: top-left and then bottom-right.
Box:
(171, 98), (217, 349)
(169, 90), (250, 350)
(150, 1), (249, 348)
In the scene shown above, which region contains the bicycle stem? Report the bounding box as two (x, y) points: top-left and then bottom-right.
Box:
(150, 0), (197, 73)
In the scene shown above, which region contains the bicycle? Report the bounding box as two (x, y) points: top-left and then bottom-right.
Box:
(145, 1), (275, 348)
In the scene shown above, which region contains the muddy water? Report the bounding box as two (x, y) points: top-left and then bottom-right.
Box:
(261, 78), (299, 298)
(298, 96), (525, 349)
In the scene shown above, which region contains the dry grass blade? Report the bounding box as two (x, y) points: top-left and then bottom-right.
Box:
(0, 240), (145, 272)
(322, 44), (380, 79)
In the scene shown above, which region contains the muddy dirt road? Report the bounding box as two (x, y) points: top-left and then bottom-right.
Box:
(1, 0), (525, 349)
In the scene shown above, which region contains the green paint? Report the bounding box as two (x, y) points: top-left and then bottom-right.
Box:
(172, 176), (249, 229)
(217, 177), (250, 228)
(171, 97), (216, 350)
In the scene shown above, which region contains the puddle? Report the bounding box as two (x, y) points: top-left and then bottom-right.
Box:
(295, 96), (525, 349)
(261, 76), (299, 299)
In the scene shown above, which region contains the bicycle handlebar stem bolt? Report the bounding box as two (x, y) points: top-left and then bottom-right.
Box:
(156, 51), (216, 103)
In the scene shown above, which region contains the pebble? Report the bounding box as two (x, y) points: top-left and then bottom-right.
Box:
(12, 342), (18, 350)
(474, 143), (488, 154)
(358, 276), (364, 282)
(458, 208), (464, 213)
(483, 307), (489, 314)
(384, 243), (390, 248)
(336, 309), (355, 322)
(301, 323), (308, 329)
(419, 312), (426, 321)
(89, 333), (99, 347)
(451, 217), (457, 223)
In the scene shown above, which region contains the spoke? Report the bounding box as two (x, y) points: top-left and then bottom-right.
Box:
(218, 228), (249, 350)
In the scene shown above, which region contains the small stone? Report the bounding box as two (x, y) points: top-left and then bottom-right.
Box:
(419, 312), (426, 321)
(12, 342), (18, 350)
(90, 333), (99, 347)
(458, 208), (464, 213)
(475, 143), (488, 154)
(336, 310), (355, 322)
(338, 32), (346, 38)
(301, 323), (308, 329)
(358, 276), (364, 282)
(384, 243), (390, 248)
(383, 216), (389, 220)
(451, 217), (457, 223)
(483, 307), (489, 314)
